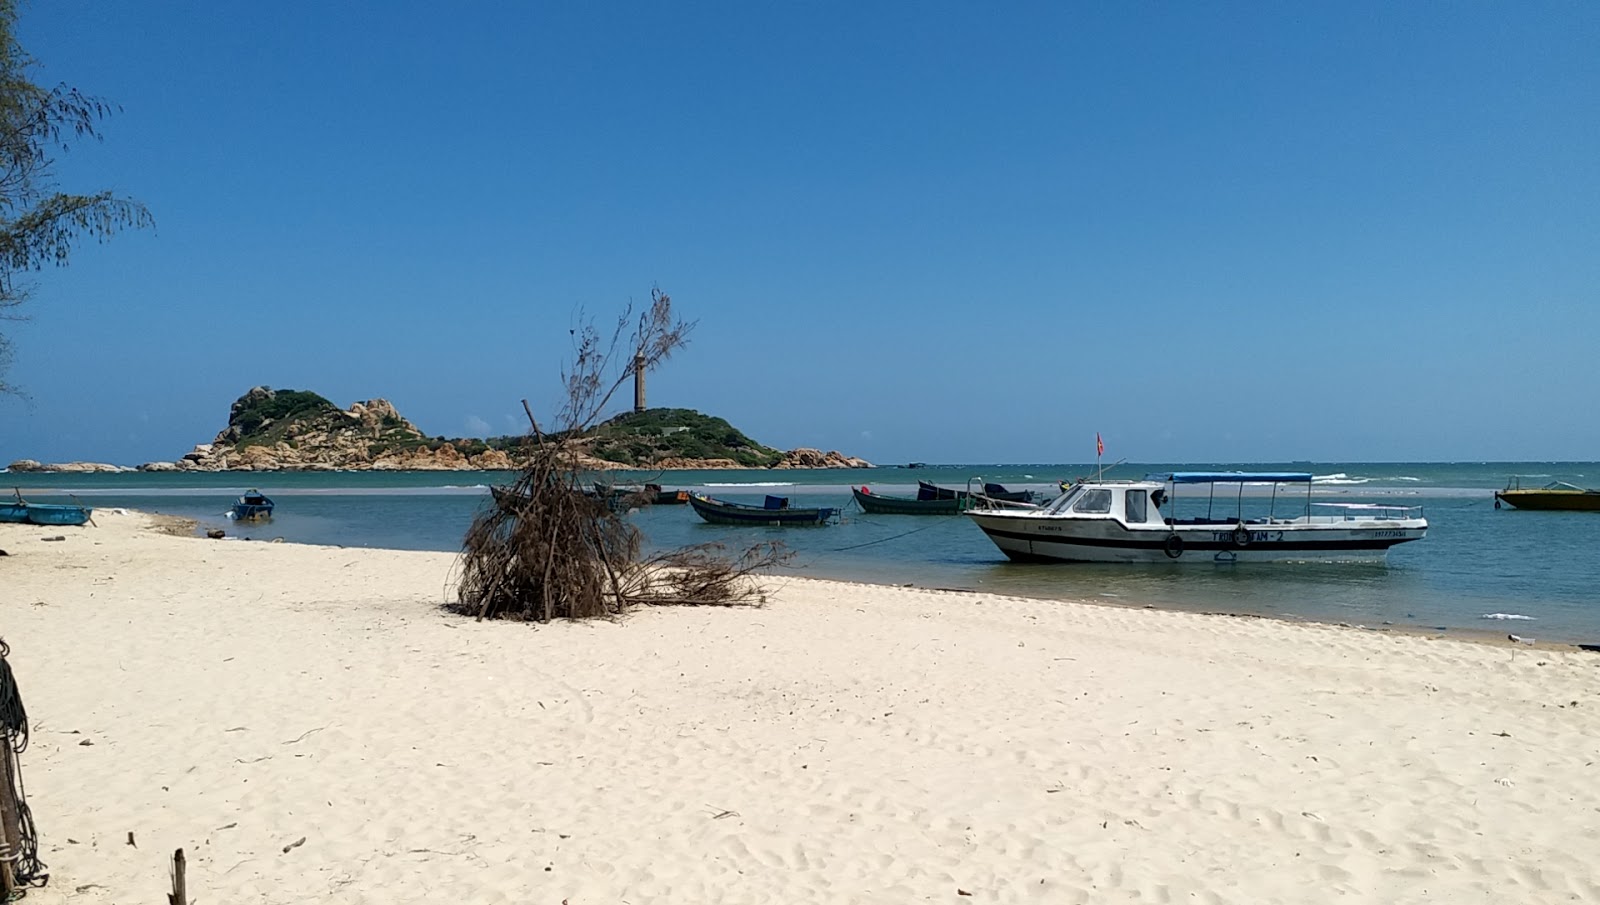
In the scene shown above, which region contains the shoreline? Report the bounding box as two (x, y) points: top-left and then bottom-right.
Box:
(4, 511), (1599, 902)
(8, 505), (1584, 650)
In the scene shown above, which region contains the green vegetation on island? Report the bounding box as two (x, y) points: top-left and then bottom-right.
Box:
(586, 408), (783, 467)
(190, 386), (834, 470)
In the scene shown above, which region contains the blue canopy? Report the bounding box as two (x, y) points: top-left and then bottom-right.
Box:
(1150, 471), (1314, 484)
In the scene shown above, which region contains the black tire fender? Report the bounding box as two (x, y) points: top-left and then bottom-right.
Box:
(1163, 533), (1184, 559)
(1233, 524), (1252, 548)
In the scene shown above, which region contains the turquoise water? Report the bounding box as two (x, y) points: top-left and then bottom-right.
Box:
(8, 462), (1600, 643)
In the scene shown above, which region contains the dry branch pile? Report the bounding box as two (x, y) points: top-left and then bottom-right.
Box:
(455, 289), (789, 622)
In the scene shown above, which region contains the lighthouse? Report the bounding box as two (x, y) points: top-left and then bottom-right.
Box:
(633, 352), (646, 413)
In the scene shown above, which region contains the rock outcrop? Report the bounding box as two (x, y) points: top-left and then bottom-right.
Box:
(5, 459), (133, 473)
(772, 448), (874, 469)
(8, 388), (875, 472)
(175, 387), (497, 472)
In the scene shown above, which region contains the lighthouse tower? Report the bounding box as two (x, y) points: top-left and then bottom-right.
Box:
(633, 353), (646, 413)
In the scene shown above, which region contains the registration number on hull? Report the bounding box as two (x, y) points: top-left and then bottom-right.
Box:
(1211, 531), (1285, 543)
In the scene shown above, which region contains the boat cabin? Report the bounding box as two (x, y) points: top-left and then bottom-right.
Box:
(1041, 472), (1422, 529)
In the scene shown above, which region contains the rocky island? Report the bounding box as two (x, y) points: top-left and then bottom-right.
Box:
(7, 387), (873, 473)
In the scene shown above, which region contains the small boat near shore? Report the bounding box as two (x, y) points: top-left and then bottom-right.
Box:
(853, 485), (966, 515)
(966, 472), (1427, 564)
(229, 489), (275, 521)
(1, 492), (93, 526)
(689, 493), (838, 526)
(1494, 478), (1600, 511)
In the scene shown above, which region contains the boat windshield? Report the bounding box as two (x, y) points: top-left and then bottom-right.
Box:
(1046, 484), (1087, 514)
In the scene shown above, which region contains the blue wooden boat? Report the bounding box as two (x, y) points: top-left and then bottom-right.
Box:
(229, 490), (275, 521)
(10, 502), (93, 526)
(689, 493), (838, 526)
(4, 490), (92, 526)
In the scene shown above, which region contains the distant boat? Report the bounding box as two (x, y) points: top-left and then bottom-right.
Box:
(852, 485), (965, 515)
(1495, 478), (1600, 511)
(688, 493), (838, 526)
(229, 490), (275, 521)
(917, 480), (1036, 504)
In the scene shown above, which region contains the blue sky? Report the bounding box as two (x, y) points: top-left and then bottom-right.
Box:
(2, 2), (1596, 465)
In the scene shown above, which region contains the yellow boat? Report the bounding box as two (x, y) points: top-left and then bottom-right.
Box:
(1494, 478), (1600, 511)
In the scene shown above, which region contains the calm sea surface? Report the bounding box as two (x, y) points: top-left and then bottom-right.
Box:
(9, 462), (1600, 643)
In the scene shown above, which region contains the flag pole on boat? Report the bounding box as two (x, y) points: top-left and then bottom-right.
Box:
(1095, 432), (1104, 481)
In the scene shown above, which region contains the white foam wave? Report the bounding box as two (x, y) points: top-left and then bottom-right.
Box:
(1392, 476), (1422, 482)
(1313, 473), (1371, 485)
(1480, 613), (1536, 621)
(703, 482), (796, 488)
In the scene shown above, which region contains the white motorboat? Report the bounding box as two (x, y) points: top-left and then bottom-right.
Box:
(964, 471), (1426, 564)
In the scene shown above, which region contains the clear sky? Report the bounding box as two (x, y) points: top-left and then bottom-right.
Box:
(2, 2), (1596, 466)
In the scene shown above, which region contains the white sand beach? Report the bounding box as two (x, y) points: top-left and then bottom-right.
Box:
(3, 511), (1599, 904)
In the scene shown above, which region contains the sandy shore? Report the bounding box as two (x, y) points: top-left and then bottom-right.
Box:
(3, 511), (1598, 904)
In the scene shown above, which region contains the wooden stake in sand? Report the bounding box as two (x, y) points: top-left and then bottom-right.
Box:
(169, 848), (187, 905)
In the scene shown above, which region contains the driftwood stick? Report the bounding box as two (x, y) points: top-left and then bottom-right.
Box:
(0, 748), (22, 897)
(520, 399), (544, 443)
(168, 847), (187, 905)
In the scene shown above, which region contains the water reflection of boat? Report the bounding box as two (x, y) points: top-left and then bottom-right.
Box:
(1495, 478), (1600, 511)
(966, 472), (1427, 564)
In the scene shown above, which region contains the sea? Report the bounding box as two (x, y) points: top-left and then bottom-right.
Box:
(7, 462), (1600, 644)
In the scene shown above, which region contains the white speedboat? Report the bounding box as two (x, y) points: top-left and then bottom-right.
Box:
(964, 472), (1426, 564)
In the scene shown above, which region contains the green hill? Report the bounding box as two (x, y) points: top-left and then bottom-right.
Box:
(586, 408), (784, 467)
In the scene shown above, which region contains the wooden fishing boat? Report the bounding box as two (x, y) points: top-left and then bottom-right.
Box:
(852, 485), (964, 515)
(594, 481), (690, 505)
(3, 490), (93, 526)
(917, 480), (1036, 504)
(229, 489), (275, 521)
(689, 493), (838, 526)
(20, 503), (94, 526)
(1495, 478), (1600, 511)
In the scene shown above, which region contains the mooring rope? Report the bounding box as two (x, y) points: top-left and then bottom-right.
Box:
(830, 517), (948, 552)
(0, 639), (48, 894)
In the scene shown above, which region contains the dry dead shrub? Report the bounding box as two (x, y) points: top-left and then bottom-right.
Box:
(455, 289), (789, 621)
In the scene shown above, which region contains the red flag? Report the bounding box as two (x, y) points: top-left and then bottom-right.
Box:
(1096, 432), (1104, 457)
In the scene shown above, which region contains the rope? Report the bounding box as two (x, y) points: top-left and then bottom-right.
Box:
(0, 640), (47, 894)
(830, 517), (947, 552)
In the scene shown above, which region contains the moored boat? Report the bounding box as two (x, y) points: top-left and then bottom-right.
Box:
(689, 493), (838, 526)
(594, 481), (690, 506)
(917, 480), (1036, 504)
(853, 485), (966, 515)
(965, 472), (1426, 564)
(1494, 478), (1600, 511)
(229, 489), (275, 521)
